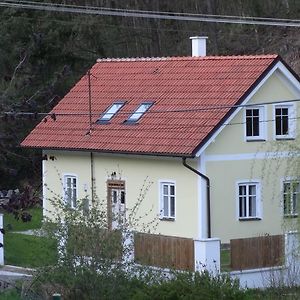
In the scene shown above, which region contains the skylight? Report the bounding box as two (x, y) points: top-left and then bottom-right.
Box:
(97, 101), (125, 123)
(126, 102), (154, 123)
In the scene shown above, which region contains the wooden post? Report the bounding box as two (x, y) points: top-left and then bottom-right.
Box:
(0, 214), (4, 265)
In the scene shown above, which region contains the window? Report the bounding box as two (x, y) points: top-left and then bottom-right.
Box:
(64, 175), (77, 208)
(126, 102), (153, 123)
(245, 107), (265, 140)
(160, 182), (175, 219)
(274, 104), (295, 139)
(238, 182), (261, 220)
(97, 101), (125, 123)
(283, 180), (299, 217)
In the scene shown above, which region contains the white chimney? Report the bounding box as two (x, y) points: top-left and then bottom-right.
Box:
(190, 36), (208, 57)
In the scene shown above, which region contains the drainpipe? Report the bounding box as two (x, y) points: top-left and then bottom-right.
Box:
(182, 157), (211, 238)
(90, 152), (95, 203)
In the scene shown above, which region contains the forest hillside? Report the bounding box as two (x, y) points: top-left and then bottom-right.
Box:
(0, 0), (300, 187)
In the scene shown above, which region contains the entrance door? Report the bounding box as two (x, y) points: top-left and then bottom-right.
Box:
(111, 188), (125, 229)
(107, 180), (126, 230)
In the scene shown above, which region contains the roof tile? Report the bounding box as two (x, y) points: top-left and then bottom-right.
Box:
(21, 55), (279, 156)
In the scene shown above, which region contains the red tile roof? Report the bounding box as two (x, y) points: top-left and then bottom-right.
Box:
(21, 55), (279, 157)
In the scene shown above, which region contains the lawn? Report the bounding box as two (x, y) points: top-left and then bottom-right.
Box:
(1, 207), (58, 268)
(5, 233), (57, 268)
(221, 249), (231, 272)
(3, 208), (42, 232)
(0, 289), (21, 300)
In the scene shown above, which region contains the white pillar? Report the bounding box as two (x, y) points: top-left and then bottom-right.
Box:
(57, 221), (68, 264)
(194, 238), (220, 275)
(284, 231), (300, 286)
(122, 231), (134, 264)
(0, 214), (4, 265)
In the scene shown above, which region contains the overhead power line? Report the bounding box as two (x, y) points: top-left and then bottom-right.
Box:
(1, 0), (300, 27)
(1, 98), (300, 119)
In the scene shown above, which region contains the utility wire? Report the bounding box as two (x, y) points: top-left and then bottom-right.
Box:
(1, 0), (300, 27)
(1, 98), (300, 118)
(6, 14), (271, 37)
(2, 115), (300, 135)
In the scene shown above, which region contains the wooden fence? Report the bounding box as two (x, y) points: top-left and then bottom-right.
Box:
(73, 228), (122, 259)
(134, 232), (194, 271)
(230, 235), (284, 270)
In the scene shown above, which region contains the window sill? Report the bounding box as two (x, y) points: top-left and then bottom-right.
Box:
(239, 217), (261, 221)
(275, 136), (295, 141)
(160, 217), (175, 222)
(246, 138), (266, 142)
(284, 214), (298, 218)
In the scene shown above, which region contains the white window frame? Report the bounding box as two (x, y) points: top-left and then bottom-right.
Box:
(63, 174), (78, 208)
(236, 180), (262, 220)
(273, 103), (296, 140)
(126, 102), (153, 123)
(98, 101), (125, 123)
(244, 106), (266, 141)
(282, 179), (299, 217)
(159, 180), (176, 220)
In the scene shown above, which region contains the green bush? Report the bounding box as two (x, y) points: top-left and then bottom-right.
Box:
(29, 266), (250, 300)
(133, 271), (248, 300)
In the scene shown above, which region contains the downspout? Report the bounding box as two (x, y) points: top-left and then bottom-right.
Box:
(90, 152), (95, 203)
(182, 157), (211, 238)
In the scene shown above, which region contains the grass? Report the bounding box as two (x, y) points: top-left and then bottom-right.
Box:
(2, 207), (58, 268)
(3, 207), (42, 232)
(221, 249), (231, 272)
(0, 289), (21, 300)
(5, 233), (57, 268)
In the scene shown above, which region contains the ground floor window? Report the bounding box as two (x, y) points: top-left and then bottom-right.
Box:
(238, 182), (260, 220)
(283, 180), (299, 217)
(160, 182), (176, 220)
(64, 175), (77, 208)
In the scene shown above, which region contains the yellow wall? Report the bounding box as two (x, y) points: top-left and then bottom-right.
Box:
(206, 158), (299, 242)
(205, 70), (300, 243)
(207, 71), (298, 155)
(43, 151), (200, 239)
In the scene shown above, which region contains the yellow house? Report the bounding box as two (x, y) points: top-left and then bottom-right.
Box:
(21, 37), (300, 243)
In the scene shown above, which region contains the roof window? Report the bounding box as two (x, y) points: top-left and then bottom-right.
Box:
(97, 101), (125, 123)
(126, 102), (154, 123)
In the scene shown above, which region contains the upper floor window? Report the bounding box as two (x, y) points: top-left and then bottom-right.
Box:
(238, 182), (261, 220)
(64, 175), (77, 208)
(160, 182), (175, 220)
(126, 102), (153, 123)
(97, 101), (125, 123)
(274, 104), (296, 139)
(283, 180), (299, 217)
(245, 106), (265, 140)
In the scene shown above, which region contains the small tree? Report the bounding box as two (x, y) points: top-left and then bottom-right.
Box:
(25, 179), (161, 299)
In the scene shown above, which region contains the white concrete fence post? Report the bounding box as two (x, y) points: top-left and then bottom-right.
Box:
(57, 221), (68, 264)
(122, 230), (134, 264)
(194, 238), (221, 275)
(284, 231), (300, 286)
(0, 214), (4, 265)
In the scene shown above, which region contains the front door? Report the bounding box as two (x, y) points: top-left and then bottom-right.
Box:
(107, 180), (126, 230)
(111, 188), (125, 229)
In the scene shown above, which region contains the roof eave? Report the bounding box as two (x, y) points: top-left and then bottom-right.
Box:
(21, 145), (195, 159)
